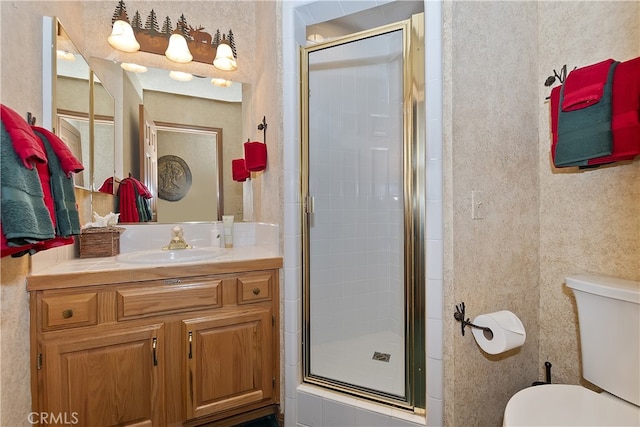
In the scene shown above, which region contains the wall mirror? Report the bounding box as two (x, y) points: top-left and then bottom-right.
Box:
(92, 74), (116, 194)
(45, 17), (244, 224)
(117, 65), (243, 223)
(54, 20), (92, 189)
(49, 18), (116, 194)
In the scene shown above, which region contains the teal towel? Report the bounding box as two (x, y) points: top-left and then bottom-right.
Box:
(33, 129), (81, 237)
(135, 192), (152, 222)
(555, 62), (618, 167)
(0, 123), (55, 244)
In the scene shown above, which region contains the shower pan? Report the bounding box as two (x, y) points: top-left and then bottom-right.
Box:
(301, 13), (426, 412)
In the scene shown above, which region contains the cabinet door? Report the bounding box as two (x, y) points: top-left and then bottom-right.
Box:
(41, 324), (165, 427)
(183, 307), (274, 420)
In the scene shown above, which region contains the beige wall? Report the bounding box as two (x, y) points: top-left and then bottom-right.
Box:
(1, 3), (84, 425)
(252, 0), (282, 226)
(443, 2), (639, 426)
(443, 2), (540, 425)
(537, 0), (640, 389)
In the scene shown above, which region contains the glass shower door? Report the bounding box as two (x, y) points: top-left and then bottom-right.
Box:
(302, 16), (424, 409)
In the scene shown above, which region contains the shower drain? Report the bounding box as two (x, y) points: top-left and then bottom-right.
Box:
(372, 351), (391, 362)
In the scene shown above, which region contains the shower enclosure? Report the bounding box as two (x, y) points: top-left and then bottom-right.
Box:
(301, 13), (425, 411)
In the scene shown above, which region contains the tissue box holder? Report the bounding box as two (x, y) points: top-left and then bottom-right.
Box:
(79, 227), (125, 258)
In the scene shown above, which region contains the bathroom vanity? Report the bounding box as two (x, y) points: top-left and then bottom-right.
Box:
(27, 250), (282, 426)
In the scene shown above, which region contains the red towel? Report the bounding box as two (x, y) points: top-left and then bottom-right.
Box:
(31, 126), (84, 176)
(244, 141), (267, 172)
(579, 57), (640, 166)
(117, 179), (139, 223)
(232, 158), (250, 182)
(550, 85), (561, 163)
(131, 177), (152, 199)
(98, 177), (114, 194)
(562, 59), (615, 112)
(609, 57), (640, 161)
(0, 104), (47, 168)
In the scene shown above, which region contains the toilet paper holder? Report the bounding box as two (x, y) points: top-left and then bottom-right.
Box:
(454, 302), (494, 339)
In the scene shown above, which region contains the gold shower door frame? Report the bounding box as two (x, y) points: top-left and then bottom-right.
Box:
(300, 13), (426, 413)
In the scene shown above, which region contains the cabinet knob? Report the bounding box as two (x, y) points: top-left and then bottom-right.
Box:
(252, 288), (261, 295)
(62, 309), (73, 319)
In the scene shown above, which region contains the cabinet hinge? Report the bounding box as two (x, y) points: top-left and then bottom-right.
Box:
(188, 331), (193, 359)
(37, 353), (42, 370)
(272, 377), (276, 389)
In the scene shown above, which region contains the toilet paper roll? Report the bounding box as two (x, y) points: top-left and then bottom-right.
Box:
(471, 310), (526, 355)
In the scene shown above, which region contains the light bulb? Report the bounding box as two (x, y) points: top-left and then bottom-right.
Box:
(108, 20), (140, 53)
(165, 34), (193, 64)
(211, 78), (232, 87)
(120, 63), (147, 73)
(213, 42), (237, 71)
(169, 71), (193, 82)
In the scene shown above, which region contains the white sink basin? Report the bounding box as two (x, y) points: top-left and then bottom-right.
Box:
(116, 247), (227, 264)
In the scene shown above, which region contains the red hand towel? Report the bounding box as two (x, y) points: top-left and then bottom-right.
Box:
(98, 177), (114, 194)
(244, 141), (267, 172)
(0, 104), (47, 168)
(131, 177), (152, 199)
(232, 158), (250, 182)
(562, 59), (615, 112)
(31, 126), (84, 176)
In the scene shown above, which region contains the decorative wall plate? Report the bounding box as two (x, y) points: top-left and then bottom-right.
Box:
(158, 155), (192, 201)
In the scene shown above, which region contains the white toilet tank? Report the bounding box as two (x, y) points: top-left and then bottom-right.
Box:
(566, 274), (640, 407)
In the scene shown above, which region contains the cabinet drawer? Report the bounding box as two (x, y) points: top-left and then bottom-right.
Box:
(117, 279), (222, 319)
(41, 292), (98, 331)
(237, 274), (273, 304)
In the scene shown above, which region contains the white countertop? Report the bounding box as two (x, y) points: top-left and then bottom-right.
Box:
(30, 245), (280, 276)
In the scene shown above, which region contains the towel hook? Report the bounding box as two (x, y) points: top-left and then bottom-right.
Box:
(257, 116), (267, 145)
(454, 302), (493, 338)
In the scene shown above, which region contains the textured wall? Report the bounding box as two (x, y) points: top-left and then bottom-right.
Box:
(1, 3), (84, 424)
(252, 0), (282, 226)
(443, 2), (540, 426)
(537, 1), (640, 389)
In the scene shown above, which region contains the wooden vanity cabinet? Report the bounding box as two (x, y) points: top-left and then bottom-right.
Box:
(29, 265), (281, 426)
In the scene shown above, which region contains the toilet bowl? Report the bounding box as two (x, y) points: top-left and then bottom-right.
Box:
(504, 274), (640, 426)
(503, 384), (640, 426)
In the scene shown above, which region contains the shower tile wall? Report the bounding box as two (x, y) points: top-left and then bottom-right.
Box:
(309, 31), (405, 351)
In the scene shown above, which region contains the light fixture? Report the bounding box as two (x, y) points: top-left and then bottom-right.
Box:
(57, 50), (76, 61)
(165, 32), (192, 64)
(307, 33), (324, 43)
(212, 36), (237, 71)
(120, 62), (147, 73)
(108, 2), (238, 71)
(108, 20), (140, 52)
(211, 78), (232, 87)
(169, 71), (193, 82)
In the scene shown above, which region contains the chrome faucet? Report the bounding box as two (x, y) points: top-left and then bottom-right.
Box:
(163, 226), (192, 250)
